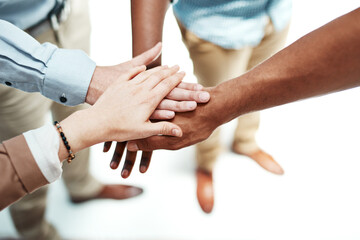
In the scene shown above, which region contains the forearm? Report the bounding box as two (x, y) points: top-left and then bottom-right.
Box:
(131, 0), (169, 65)
(215, 8), (360, 125)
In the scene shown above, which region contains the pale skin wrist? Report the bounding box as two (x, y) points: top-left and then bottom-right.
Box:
(85, 66), (105, 105)
(85, 66), (122, 106)
(57, 109), (100, 162)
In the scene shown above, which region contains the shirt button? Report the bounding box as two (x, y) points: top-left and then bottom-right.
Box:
(5, 81), (12, 86)
(60, 94), (67, 103)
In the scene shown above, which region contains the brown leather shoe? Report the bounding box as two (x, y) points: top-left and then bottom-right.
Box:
(71, 184), (143, 203)
(196, 168), (214, 214)
(232, 144), (284, 175)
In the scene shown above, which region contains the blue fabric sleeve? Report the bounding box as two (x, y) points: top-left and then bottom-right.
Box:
(0, 19), (96, 106)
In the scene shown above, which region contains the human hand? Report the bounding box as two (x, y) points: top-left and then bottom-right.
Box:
(126, 87), (223, 151)
(85, 43), (163, 105)
(86, 42), (210, 115)
(87, 41), (210, 178)
(106, 87), (223, 178)
(150, 80), (211, 119)
(59, 65), (186, 159)
(103, 79), (212, 177)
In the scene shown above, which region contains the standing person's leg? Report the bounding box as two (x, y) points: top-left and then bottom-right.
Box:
(178, 22), (252, 213)
(232, 21), (290, 174)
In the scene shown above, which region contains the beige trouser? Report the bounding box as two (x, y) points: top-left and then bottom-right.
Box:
(178, 20), (290, 172)
(0, 1), (102, 239)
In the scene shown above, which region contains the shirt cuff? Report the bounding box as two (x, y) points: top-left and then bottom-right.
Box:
(23, 123), (63, 183)
(43, 48), (96, 106)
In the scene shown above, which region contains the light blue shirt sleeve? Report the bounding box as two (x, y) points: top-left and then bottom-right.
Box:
(0, 19), (96, 106)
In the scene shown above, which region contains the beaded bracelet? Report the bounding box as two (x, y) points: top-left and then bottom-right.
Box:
(54, 121), (75, 163)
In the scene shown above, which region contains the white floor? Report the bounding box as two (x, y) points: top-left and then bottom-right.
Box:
(1, 1), (360, 239)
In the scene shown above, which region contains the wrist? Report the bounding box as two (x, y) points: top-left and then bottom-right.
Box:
(204, 86), (236, 128)
(58, 109), (100, 161)
(86, 66), (107, 105)
(210, 75), (252, 125)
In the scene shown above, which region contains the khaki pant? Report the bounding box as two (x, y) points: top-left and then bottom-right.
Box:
(178, 20), (290, 172)
(0, 1), (102, 239)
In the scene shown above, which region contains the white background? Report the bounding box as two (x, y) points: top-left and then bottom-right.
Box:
(1, 1), (360, 239)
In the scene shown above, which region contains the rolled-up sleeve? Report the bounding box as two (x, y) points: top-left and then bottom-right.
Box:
(0, 19), (96, 106)
(0, 135), (49, 211)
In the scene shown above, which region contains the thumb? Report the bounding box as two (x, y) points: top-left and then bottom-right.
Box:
(145, 122), (183, 138)
(125, 65), (146, 80)
(131, 42), (162, 67)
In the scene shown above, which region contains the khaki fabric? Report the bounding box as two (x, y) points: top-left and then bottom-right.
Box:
(178, 20), (290, 172)
(0, 1), (102, 239)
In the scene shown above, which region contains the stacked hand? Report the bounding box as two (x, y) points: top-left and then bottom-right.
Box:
(61, 43), (211, 174)
(126, 87), (218, 152)
(104, 81), (211, 178)
(59, 63), (204, 160)
(92, 43), (211, 178)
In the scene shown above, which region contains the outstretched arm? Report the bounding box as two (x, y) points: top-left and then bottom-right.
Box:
(131, 0), (169, 67)
(128, 7), (360, 151)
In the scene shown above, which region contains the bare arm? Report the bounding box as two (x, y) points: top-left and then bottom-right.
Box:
(131, 0), (169, 67)
(128, 7), (360, 151)
(216, 7), (360, 124)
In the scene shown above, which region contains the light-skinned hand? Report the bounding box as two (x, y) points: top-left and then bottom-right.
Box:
(58, 65), (186, 160)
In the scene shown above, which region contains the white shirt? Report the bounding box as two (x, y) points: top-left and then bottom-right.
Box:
(23, 124), (63, 183)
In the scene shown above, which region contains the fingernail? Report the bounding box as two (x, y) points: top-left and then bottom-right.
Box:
(172, 128), (181, 137)
(140, 165), (147, 173)
(186, 101), (197, 109)
(167, 111), (175, 118)
(110, 161), (117, 169)
(122, 169), (129, 178)
(127, 142), (139, 151)
(199, 92), (210, 102)
(127, 187), (143, 197)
